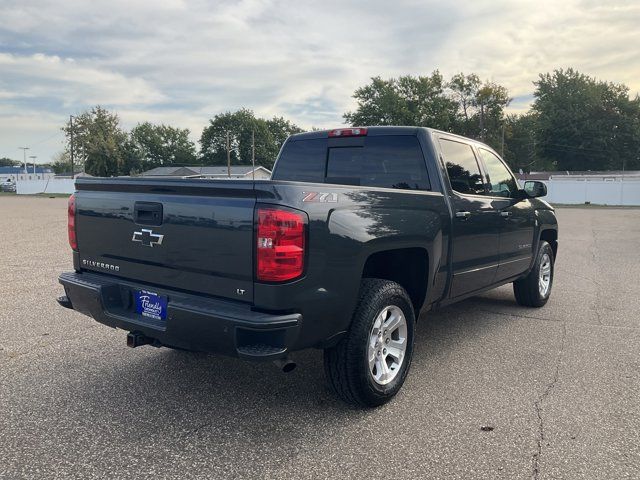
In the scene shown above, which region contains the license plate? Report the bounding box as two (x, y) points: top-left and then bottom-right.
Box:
(134, 290), (168, 321)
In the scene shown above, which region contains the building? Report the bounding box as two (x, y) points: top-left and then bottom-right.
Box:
(140, 165), (272, 180)
(515, 170), (640, 206)
(516, 170), (640, 181)
(0, 166), (55, 183)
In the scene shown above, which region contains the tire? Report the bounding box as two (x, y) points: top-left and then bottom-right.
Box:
(513, 240), (554, 307)
(324, 279), (416, 407)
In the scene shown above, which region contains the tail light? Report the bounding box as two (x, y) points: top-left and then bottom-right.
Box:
(256, 207), (306, 282)
(68, 194), (77, 251)
(328, 127), (368, 137)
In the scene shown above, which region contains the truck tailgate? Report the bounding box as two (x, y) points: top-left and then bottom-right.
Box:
(74, 178), (256, 302)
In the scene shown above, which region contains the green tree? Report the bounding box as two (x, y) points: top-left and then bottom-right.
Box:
(344, 72), (510, 150)
(502, 113), (555, 172)
(448, 73), (482, 131)
(130, 122), (197, 171)
(533, 68), (640, 171)
(50, 151), (72, 174)
(0, 157), (20, 167)
(62, 106), (134, 176)
(200, 109), (303, 169)
(265, 116), (304, 158)
(448, 73), (511, 148)
(344, 72), (458, 129)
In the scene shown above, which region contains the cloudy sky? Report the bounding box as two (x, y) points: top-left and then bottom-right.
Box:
(1, 0), (639, 163)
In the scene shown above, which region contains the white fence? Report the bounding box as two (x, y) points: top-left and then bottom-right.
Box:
(16, 178), (75, 195)
(13, 175), (640, 205)
(541, 177), (640, 206)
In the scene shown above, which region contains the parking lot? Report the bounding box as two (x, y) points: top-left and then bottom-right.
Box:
(0, 196), (638, 479)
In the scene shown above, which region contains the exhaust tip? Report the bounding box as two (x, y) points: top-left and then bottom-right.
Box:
(273, 358), (297, 373)
(56, 295), (73, 310)
(282, 361), (296, 373)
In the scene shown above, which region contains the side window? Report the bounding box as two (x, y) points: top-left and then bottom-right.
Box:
(478, 149), (519, 198)
(439, 139), (485, 195)
(326, 136), (430, 190)
(272, 138), (327, 183)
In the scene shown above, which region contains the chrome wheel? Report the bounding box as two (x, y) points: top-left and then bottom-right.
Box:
(367, 305), (407, 385)
(538, 253), (552, 297)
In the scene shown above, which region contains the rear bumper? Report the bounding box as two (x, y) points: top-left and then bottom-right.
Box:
(58, 272), (302, 360)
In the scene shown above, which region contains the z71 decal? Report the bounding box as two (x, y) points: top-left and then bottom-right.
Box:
(302, 192), (338, 203)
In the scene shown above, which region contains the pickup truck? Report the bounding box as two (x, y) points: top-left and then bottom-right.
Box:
(57, 126), (558, 407)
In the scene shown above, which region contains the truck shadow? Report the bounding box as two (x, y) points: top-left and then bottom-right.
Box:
(65, 288), (527, 467)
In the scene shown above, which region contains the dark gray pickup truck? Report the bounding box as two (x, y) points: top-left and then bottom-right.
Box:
(58, 126), (558, 407)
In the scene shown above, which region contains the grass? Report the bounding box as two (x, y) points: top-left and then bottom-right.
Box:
(34, 193), (71, 198)
(551, 203), (639, 209)
(0, 192), (70, 198)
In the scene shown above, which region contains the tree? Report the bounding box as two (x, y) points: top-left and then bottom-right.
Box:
(343, 72), (510, 151)
(448, 73), (511, 148)
(448, 73), (481, 129)
(344, 72), (458, 130)
(265, 116), (304, 159)
(200, 109), (303, 169)
(62, 106), (133, 176)
(130, 122), (197, 171)
(50, 151), (72, 174)
(0, 157), (20, 167)
(474, 82), (511, 145)
(502, 113), (554, 172)
(532, 68), (640, 171)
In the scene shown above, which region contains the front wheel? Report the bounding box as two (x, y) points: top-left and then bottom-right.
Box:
(513, 240), (555, 307)
(324, 279), (415, 407)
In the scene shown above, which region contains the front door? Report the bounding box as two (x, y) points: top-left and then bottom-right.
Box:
(476, 148), (535, 280)
(438, 137), (501, 298)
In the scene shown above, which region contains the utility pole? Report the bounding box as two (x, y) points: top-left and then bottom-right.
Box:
(19, 147), (29, 174)
(252, 129), (255, 181)
(501, 123), (505, 158)
(69, 115), (75, 178)
(479, 102), (485, 141)
(29, 155), (37, 175)
(226, 131), (231, 178)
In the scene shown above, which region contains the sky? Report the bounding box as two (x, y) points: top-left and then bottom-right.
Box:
(1, 0), (639, 164)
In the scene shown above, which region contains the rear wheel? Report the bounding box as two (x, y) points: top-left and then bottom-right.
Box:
(324, 279), (415, 407)
(513, 240), (554, 307)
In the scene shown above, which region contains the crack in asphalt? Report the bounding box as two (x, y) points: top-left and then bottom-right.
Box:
(480, 308), (639, 330)
(531, 322), (567, 480)
(590, 228), (604, 326)
(181, 421), (214, 439)
(479, 308), (557, 323)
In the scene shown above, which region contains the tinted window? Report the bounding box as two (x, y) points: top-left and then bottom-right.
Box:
(272, 138), (326, 182)
(478, 149), (519, 197)
(326, 136), (430, 190)
(439, 139), (485, 195)
(273, 135), (430, 190)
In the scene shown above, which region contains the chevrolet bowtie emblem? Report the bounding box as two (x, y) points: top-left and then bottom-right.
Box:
(132, 229), (164, 247)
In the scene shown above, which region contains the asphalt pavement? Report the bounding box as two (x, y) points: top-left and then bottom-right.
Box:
(1, 196), (638, 479)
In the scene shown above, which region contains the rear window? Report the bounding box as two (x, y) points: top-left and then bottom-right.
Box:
(272, 135), (430, 191)
(272, 138), (326, 183)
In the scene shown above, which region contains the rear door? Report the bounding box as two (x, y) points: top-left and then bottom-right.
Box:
(75, 179), (256, 302)
(476, 148), (535, 280)
(438, 137), (502, 298)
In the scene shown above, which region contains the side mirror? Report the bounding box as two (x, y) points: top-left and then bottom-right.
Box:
(523, 180), (547, 198)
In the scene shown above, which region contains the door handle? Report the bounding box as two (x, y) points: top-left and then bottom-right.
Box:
(134, 201), (163, 226)
(500, 211), (512, 217)
(455, 211), (471, 220)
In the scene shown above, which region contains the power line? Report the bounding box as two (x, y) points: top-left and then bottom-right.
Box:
(30, 131), (62, 147)
(0, 131), (62, 159)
